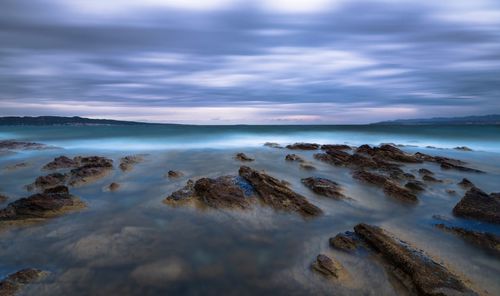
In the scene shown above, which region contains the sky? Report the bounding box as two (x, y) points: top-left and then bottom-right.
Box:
(1, 0), (500, 124)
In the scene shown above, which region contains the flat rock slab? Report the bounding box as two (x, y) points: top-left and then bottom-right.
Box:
(353, 170), (417, 203)
(354, 223), (477, 296)
(453, 187), (500, 224)
(0, 268), (46, 296)
(301, 177), (345, 199)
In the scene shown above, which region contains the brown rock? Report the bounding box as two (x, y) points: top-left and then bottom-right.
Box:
(119, 155), (144, 172)
(321, 144), (351, 151)
(3, 162), (28, 171)
(453, 187), (500, 224)
(43, 156), (77, 170)
(440, 161), (483, 173)
(405, 181), (425, 192)
(285, 154), (303, 162)
(0, 194), (7, 203)
(299, 163), (316, 170)
(0, 268), (46, 296)
(435, 224), (500, 255)
(301, 177), (345, 199)
(422, 175), (442, 183)
(235, 153), (254, 162)
(454, 146), (472, 151)
(167, 170), (184, 178)
(458, 178), (474, 189)
(68, 156), (113, 186)
(353, 170), (417, 202)
(108, 182), (120, 191)
(239, 166), (322, 217)
(312, 254), (344, 278)
(329, 232), (359, 251)
(352, 170), (388, 186)
(354, 223), (477, 296)
(418, 168), (434, 176)
(32, 172), (67, 190)
(286, 142), (320, 150)
(263, 142), (283, 149)
(356, 144), (422, 163)
(0, 140), (47, 151)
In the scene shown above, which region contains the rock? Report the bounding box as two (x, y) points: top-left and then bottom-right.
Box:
(352, 170), (388, 187)
(3, 162), (28, 171)
(440, 161), (483, 173)
(356, 144), (422, 163)
(458, 178), (474, 189)
(43, 156), (77, 170)
(235, 153), (254, 162)
(422, 175), (442, 183)
(166, 180), (195, 202)
(166, 170), (184, 178)
(0, 186), (85, 222)
(446, 189), (457, 195)
(239, 166), (322, 217)
(286, 143), (320, 150)
(32, 172), (67, 190)
(405, 181), (425, 192)
(299, 163), (316, 170)
(453, 187), (500, 224)
(321, 144), (351, 151)
(354, 223), (478, 296)
(108, 182), (120, 191)
(0, 194), (7, 203)
(263, 142), (283, 149)
(418, 168), (434, 176)
(301, 177), (345, 199)
(329, 232), (359, 251)
(414, 153), (481, 173)
(454, 146), (472, 151)
(0, 140), (47, 151)
(352, 170), (417, 202)
(119, 155), (144, 172)
(435, 224), (500, 255)
(68, 156), (113, 186)
(285, 154), (303, 162)
(0, 268), (46, 296)
(312, 254), (345, 278)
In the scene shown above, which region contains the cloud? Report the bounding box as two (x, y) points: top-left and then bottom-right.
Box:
(0, 0), (499, 123)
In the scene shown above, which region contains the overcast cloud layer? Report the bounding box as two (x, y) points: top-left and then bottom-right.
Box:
(1, 0), (500, 124)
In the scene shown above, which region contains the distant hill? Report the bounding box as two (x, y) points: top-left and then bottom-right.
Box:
(372, 114), (500, 125)
(0, 116), (159, 126)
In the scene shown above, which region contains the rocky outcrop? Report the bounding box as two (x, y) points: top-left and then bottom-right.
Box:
(119, 155), (144, 172)
(352, 170), (417, 202)
(235, 153), (254, 162)
(356, 144), (422, 163)
(414, 152), (483, 173)
(285, 154), (303, 162)
(329, 232), (359, 251)
(312, 254), (345, 279)
(67, 156), (113, 186)
(435, 224), (499, 255)
(166, 170), (184, 178)
(31, 173), (67, 190)
(405, 181), (425, 192)
(43, 156), (77, 170)
(321, 144), (351, 151)
(418, 168), (434, 176)
(354, 223), (477, 296)
(301, 177), (345, 199)
(0, 140), (47, 151)
(239, 166), (322, 217)
(458, 178), (474, 189)
(286, 143), (320, 150)
(0, 268), (46, 296)
(453, 187), (500, 224)
(0, 186), (85, 223)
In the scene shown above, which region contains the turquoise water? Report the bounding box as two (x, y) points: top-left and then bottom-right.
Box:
(1, 125), (499, 152)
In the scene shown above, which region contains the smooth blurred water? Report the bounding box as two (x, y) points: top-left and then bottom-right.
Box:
(1, 125), (499, 152)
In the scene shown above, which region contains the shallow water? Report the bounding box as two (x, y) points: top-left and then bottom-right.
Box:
(0, 125), (499, 295)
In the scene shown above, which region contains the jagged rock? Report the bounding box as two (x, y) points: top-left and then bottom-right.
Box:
(263, 142), (283, 149)
(458, 178), (474, 189)
(301, 177), (345, 199)
(453, 187), (500, 224)
(43, 156), (77, 170)
(166, 180), (195, 202)
(119, 155), (144, 172)
(166, 170), (184, 178)
(0, 268), (46, 296)
(239, 166), (322, 217)
(285, 154), (303, 162)
(0, 140), (47, 151)
(418, 168), (434, 176)
(352, 170), (388, 186)
(321, 144), (351, 151)
(286, 143), (320, 150)
(312, 254), (345, 278)
(108, 182), (120, 191)
(405, 181), (425, 192)
(0, 186), (84, 222)
(454, 146), (473, 151)
(32, 173), (67, 190)
(235, 153), (254, 162)
(440, 161), (483, 173)
(353, 170), (417, 202)
(329, 232), (359, 251)
(68, 156), (113, 186)
(356, 144), (422, 163)
(435, 224), (499, 255)
(354, 223), (478, 296)
(422, 175), (442, 183)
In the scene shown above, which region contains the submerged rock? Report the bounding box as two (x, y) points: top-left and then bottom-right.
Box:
(321, 144), (351, 151)
(0, 140), (47, 151)
(405, 181), (425, 192)
(440, 161), (483, 173)
(354, 223), (477, 296)
(446, 189), (457, 195)
(435, 224), (500, 255)
(68, 156), (113, 186)
(301, 177), (345, 199)
(31, 173), (67, 190)
(453, 187), (500, 224)
(239, 166), (322, 217)
(458, 178), (474, 189)
(108, 182), (120, 191)
(285, 154), (303, 162)
(0, 268), (46, 296)
(312, 254), (345, 278)
(43, 156), (77, 170)
(0, 194), (7, 203)
(418, 168), (434, 176)
(454, 146), (473, 151)
(422, 175), (442, 183)
(329, 232), (359, 251)
(0, 186), (85, 223)
(3, 162), (28, 171)
(299, 163), (316, 170)
(352, 170), (417, 203)
(119, 155), (144, 172)
(263, 142), (283, 149)
(166, 170), (184, 178)
(235, 153), (254, 162)
(286, 142), (320, 150)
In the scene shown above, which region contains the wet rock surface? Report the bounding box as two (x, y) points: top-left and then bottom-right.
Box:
(235, 153), (254, 162)
(3, 162), (28, 171)
(312, 254), (345, 278)
(31, 172), (67, 190)
(0, 268), (46, 296)
(0, 140), (48, 151)
(119, 155), (144, 172)
(458, 178), (475, 189)
(285, 154), (303, 162)
(454, 146), (473, 151)
(329, 232), (360, 251)
(0, 186), (85, 223)
(422, 175), (442, 183)
(353, 170), (417, 203)
(453, 187), (500, 224)
(239, 166), (322, 217)
(263, 142), (283, 149)
(286, 143), (320, 150)
(435, 224), (500, 255)
(356, 144), (423, 163)
(418, 168), (434, 176)
(166, 170), (183, 178)
(405, 181), (425, 192)
(43, 156), (77, 170)
(354, 223), (478, 296)
(301, 177), (345, 199)
(321, 144), (351, 151)
(108, 182), (120, 191)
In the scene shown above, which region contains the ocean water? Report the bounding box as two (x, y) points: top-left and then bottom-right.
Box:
(0, 125), (499, 295)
